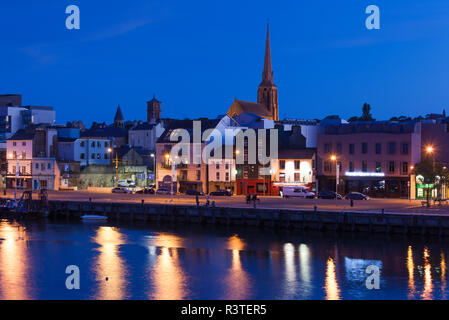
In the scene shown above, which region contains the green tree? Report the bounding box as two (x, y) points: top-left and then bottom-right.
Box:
(360, 103), (375, 121)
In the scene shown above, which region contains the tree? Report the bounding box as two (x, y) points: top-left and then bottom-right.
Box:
(413, 157), (449, 206)
(348, 103), (375, 122)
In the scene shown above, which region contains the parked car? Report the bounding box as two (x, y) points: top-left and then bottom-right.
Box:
(156, 188), (173, 195)
(345, 192), (369, 200)
(209, 190), (232, 196)
(112, 187), (132, 194)
(136, 187), (155, 194)
(318, 190), (342, 200)
(281, 186), (315, 199)
(185, 189), (204, 196)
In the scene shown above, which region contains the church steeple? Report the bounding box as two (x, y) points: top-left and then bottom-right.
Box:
(257, 23), (279, 121)
(261, 23), (274, 86)
(114, 104), (125, 128)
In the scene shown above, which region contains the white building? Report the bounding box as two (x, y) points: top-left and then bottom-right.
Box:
(128, 122), (164, 151)
(58, 137), (112, 168)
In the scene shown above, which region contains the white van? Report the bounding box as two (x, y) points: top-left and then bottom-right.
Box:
(281, 186), (315, 199)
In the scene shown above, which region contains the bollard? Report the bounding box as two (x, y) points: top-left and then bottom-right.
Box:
(142, 199), (144, 205)
(350, 199), (354, 207)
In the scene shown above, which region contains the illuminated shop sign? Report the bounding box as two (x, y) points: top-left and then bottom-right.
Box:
(344, 172), (385, 177)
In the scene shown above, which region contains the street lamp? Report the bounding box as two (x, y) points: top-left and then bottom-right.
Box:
(150, 153), (155, 187)
(330, 155), (339, 200)
(426, 145), (436, 199)
(108, 148), (118, 188)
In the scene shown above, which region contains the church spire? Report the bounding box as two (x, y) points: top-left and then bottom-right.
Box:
(262, 23), (274, 85)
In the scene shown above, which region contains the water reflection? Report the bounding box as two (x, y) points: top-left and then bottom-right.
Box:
(422, 247), (433, 300)
(324, 257), (340, 300)
(282, 243), (296, 298)
(91, 226), (128, 300)
(150, 234), (188, 300)
(222, 235), (251, 299)
(407, 246), (416, 299)
(0, 222), (31, 300)
(441, 252), (446, 299)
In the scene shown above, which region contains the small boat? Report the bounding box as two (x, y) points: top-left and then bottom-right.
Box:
(81, 215), (108, 221)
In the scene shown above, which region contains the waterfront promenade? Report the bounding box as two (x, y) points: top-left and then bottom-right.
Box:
(5, 190), (449, 215)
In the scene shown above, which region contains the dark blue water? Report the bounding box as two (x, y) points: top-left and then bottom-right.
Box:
(0, 219), (447, 300)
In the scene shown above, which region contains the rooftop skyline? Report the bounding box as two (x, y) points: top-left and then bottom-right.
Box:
(2, 1), (449, 126)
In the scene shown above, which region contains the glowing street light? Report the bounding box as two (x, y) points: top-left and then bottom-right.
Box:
(330, 155), (339, 200)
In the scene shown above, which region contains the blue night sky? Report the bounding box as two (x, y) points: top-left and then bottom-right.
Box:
(1, 1), (449, 126)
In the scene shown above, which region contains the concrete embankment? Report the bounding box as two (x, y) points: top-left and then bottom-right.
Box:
(46, 200), (449, 237)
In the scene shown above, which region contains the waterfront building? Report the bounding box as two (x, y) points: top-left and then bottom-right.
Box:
(317, 121), (422, 198)
(155, 118), (221, 194)
(208, 157), (237, 194)
(6, 126), (60, 190)
(57, 127), (112, 168)
(0, 94), (56, 144)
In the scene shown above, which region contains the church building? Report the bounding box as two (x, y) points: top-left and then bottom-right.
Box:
(227, 24), (279, 121)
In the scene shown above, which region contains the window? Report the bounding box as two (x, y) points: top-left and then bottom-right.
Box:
(97, 153), (101, 159)
(22, 151), (26, 159)
(376, 143), (381, 154)
(216, 163), (220, 170)
(22, 142), (26, 146)
(216, 172), (220, 180)
(294, 161), (300, 170)
(47, 163), (51, 170)
(104, 154), (108, 159)
(41, 163), (45, 170)
(401, 143), (409, 155)
(35, 163), (38, 169)
(362, 143), (368, 154)
(349, 144), (355, 154)
(294, 172), (300, 181)
(80, 153), (85, 159)
(105, 142), (109, 148)
(349, 162), (354, 172)
(388, 142), (396, 154)
(80, 141), (85, 147)
(324, 143), (331, 154)
(336, 143), (342, 154)
(324, 161), (331, 172)
(91, 142), (95, 148)
(362, 161), (367, 172)
(376, 162), (382, 172)
(13, 142), (16, 146)
(402, 162), (408, 174)
(389, 161), (395, 173)
(196, 171), (201, 181)
(97, 142), (101, 148)
(279, 173), (285, 182)
(91, 153), (95, 159)
(13, 151), (17, 159)
(280, 160), (285, 170)
(226, 172), (229, 181)
(12, 166), (16, 174)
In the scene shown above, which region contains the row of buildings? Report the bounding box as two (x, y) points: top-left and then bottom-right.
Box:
(2, 25), (448, 199)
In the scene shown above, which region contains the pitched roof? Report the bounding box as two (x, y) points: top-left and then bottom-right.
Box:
(114, 105), (124, 122)
(227, 99), (272, 119)
(130, 123), (156, 131)
(81, 126), (128, 138)
(8, 129), (35, 140)
(157, 118), (221, 143)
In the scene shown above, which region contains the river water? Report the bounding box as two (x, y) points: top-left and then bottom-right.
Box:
(0, 219), (447, 300)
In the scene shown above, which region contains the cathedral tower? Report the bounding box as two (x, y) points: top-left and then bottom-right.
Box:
(257, 24), (279, 121)
(147, 95), (161, 124)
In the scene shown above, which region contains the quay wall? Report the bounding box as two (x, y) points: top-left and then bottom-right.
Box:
(46, 200), (449, 237)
